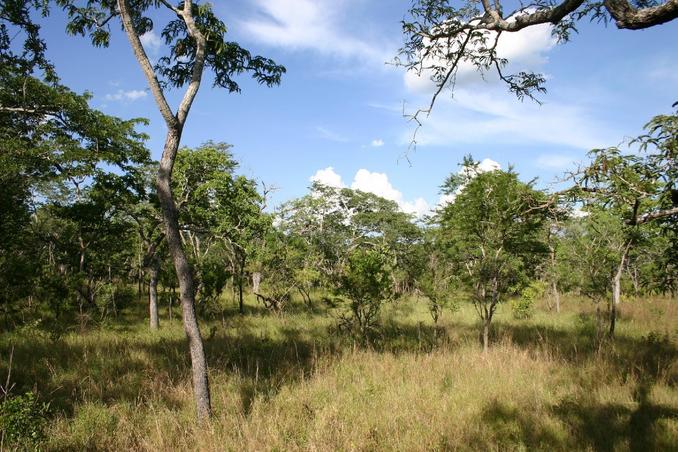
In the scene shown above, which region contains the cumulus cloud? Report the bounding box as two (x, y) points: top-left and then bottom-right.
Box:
(104, 89), (148, 102)
(310, 167), (345, 188)
(308, 167), (430, 218)
(351, 169), (430, 218)
(240, 0), (391, 64)
(370, 139), (384, 147)
(436, 158), (501, 209)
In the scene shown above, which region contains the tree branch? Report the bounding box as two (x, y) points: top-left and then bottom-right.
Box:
(175, 0), (207, 126)
(634, 206), (678, 225)
(116, 0), (177, 129)
(604, 0), (678, 29)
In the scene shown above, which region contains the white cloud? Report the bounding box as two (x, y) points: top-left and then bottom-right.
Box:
(316, 126), (349, 142)
(104, 89), (148, 102)
(140, 31), (163, 54)
(240, 0), (391, 64)
(352, 169), (401, 201)
(436, 158), (501, 209)
(308, 167), (430, 218)
(310, 167), (345, 188)
(536, 154), (577, 170)
(400, 197), (431, 218)
(370, 139), (384, 147)
(351, 169), (430, 218)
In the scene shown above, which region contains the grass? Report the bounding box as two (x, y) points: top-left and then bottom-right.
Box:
(1, 293), (676, 450)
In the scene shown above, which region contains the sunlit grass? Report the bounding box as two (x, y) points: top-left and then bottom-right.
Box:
(1, 293), (676, 450)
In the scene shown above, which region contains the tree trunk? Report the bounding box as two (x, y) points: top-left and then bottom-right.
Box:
(149, 261), (160, 330)
(252, 272), (261, 294)
(552, 280), (560, 314)
(238, 276), (244, 315)
(609, 243), (630, 337)
(238, 257), (245, 315)
(157, 127), (211, 420)
(482, 318), (490, 353)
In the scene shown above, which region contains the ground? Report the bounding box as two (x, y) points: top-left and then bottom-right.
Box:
(1, 293), (676, 451)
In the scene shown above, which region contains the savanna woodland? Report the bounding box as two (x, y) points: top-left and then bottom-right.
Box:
(1, 0), (677, 450)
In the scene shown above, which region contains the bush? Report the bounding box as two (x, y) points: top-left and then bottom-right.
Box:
(336, 248), (393, 344)
(0, 392), (49, 449)
(511, 281), (545, 320)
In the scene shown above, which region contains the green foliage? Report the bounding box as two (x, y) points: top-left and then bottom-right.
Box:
(336, 248), (394, 343)
(416, 235), (457, 324)
(511, 281), (545, 320)
(56, 0), (285, 93)
(0, 392), (49, 449)
(438, 159), (549, 346)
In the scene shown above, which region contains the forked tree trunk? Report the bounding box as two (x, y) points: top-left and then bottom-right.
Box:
(157, 128), (212, 420)
(117, 0), (213, 420)
(149, 261), (160, 330)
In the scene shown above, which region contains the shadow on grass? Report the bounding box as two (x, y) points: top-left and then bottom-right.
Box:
(459, 385), (678, 452)
(1, 301), (675, 435)
(0, 319), (334, 419)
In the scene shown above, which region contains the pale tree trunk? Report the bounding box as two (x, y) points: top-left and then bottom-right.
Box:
(252, 272), (261, 294)
(609, 241), (631, 338)
(552, 280), (561, 314)
(238, 255), (246, 315)
(482, 318), (491, 353)
(549, 244), (560, 313)
(117, 0), (212, 420)
(148, 261), (160, 330)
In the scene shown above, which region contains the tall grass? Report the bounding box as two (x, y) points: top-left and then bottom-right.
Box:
(1, 293), (676, 450)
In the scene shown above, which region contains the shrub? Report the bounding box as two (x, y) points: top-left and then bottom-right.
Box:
(512, 281), (545, 320)
(0, 392), (49, 449)
(336, 248), (394, 344)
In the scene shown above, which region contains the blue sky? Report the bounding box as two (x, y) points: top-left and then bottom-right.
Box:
(37, 0), (677, 215)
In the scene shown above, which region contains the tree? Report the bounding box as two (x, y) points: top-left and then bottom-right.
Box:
(438, 158), (549, 352)
(566, 110), (677, 335)
(416, 234), (457, 327)
(557, 210), (630, 340)
(277, 183), (423, 298)
(336, 247), (395, 345)
(173, 143), (268, 315)
(102, 164), (166, 330)
(398, 0), (678, 118)
(1, 4), (150, 322)
(58, 0), (285, 420)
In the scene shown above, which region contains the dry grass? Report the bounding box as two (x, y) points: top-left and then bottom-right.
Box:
(1, 294), (676, 451)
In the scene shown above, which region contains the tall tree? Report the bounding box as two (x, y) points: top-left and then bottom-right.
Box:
(438, 158), (549, 352)
(567, 110), (677, 335)
(58, 0), (285, 419)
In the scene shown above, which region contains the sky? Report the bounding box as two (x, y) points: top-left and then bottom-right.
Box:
(35, 0), (678, 216)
